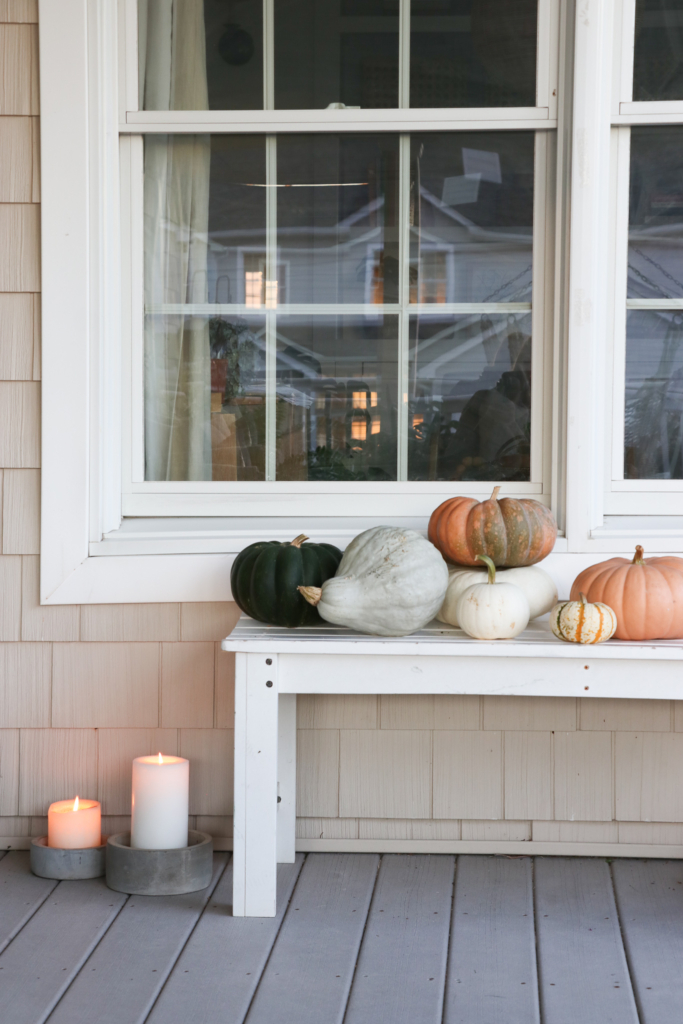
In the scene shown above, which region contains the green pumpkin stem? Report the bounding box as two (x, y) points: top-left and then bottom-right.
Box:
(632, 545), (645, 565)
(298, 585), (322, 606)
(291, 534), (309, 548)
(490, 486), (501, 502)
(475, 553), (497, 585)
(579, 592), (588, 606)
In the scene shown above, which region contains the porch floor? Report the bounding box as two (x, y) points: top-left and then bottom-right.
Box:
(1, 850), (681, 1024)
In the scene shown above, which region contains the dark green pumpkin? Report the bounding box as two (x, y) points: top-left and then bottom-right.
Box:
(230, 534), (343, 627)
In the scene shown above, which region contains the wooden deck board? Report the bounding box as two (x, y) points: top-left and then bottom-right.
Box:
(0, 851), (57, 954)
(344, 854), (455, 1024)
(0, 878), (127, 1024)
(444, 855), (539, 1024)
(147, 855), (304, 1024)
(612, 858), (683, 1024)
(244, 853), (379, 1024)
(46, 854), (228, 1024)
(535, 857), (639, 1024)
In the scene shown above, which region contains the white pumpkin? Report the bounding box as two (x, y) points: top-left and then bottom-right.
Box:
(550, 593), (617, 644)
(299, 526), (449, 636)
(437, 564), (557, 626)
(456, 555), (530, 640)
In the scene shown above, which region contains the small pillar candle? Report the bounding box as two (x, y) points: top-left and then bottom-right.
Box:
(131, 754), (189, 850)
(48, 797), (101, 849)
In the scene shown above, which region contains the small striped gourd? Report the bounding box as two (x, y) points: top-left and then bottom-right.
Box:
(550, 593), (617, 645)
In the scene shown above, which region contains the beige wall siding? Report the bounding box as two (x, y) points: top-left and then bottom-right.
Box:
(1, 3), (683, 850)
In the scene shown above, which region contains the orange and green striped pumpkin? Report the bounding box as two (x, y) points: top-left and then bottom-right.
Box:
(428, 487), (557, 568)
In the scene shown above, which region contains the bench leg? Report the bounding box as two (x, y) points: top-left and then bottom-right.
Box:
(233, 652), (279, 917)
(277, 694), (297, 863)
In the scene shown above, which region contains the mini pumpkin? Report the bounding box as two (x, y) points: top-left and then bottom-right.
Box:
(428, 486), (557, 567)
(455, 555), (530, 640)
(570, 545), (683, 641)
(550, 593), (617, 644)
(230, 534), (342, 628)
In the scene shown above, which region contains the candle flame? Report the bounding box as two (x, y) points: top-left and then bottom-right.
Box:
(158, 752), (163, 764)
(73, 796), (79, 812)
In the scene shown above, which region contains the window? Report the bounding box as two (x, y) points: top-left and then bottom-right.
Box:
(124, 0), (558, 518)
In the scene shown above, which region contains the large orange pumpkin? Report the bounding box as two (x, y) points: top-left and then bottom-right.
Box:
(570, 546), (683, 640)
(428, 487), (558, 567)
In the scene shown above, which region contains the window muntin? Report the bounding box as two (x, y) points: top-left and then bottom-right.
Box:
(143, 131), (535, 483)
(633, 1), (683, 102)
(139, 0), (540, 112)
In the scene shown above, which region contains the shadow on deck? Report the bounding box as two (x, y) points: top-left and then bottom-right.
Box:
(0, 849), (680, 1023)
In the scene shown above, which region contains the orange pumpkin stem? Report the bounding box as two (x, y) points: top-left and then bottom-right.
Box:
(632, 545), (645, 565)
(291, 534), (309, 548)
(490, 486), (501, 502)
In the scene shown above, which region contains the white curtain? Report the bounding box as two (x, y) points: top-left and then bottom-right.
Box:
(140, 0), (212, 480)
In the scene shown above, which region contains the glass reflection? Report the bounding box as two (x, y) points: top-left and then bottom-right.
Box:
(625, 309), (683, 479)
(140, 0), (264, 111)
(410, 133), (534, 304)
(410, 0), (537, 108)
(633, 1), (683, 101)
(628, 127), (683, 301)
(275, 0), (399, 110)
(277, 134), (400, 305)
(408, 313), (531, 481)
(273, 315), (398, 481)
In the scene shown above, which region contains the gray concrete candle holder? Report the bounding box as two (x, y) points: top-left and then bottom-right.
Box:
(105, 830), (213, 896)
(30, 836), (107, 879)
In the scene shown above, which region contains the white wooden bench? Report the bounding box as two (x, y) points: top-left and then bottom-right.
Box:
(222, 616), (683, 917)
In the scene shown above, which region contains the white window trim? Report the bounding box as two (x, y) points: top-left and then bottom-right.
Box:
(40, 0), (683, 609)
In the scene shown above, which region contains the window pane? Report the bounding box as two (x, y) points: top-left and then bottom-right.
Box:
(629, 127), (683, 301)
(273, 314), (398, 480)
(408, 312), (531, 480)
(625, 309), (683, 479)
(410, 132), (534, 303)
(277, 134), (400, 304)
(633, 1), (683, 101)
(140, 0), (263, 110)
(275, 0), (399, 110)
(410, 0), (537, 108)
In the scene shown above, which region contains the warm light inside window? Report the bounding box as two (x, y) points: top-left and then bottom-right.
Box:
(351, 420), (367, 440)
(245, 270), (262, 307)
(371, 416), (381, 434)
(412, 414), (424, 428)
(370, 392), (378, 407)
(352, 391), (367, 409)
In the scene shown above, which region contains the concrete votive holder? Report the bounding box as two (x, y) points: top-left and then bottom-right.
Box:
(30, 836), (107, 880)
(105, 830), (213, 896)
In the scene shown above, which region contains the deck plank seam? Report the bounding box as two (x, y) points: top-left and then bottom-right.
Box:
(608, 858), (645, 1024)
(238, 853), (311, 1024)
(33, 891), (131, 1024)
(438, 853), (458, 1024)
(339, 853), (383, 1024)
(0, 875), (59, 957)
(531, 856), (543, 1024)
(138, 855), (231, 1024)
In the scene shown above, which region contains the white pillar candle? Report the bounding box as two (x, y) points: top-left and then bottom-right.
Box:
(48, 797), (101, 849)
(131, 754), (189, 850)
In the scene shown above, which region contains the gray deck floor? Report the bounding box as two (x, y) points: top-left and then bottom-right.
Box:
(0, 850), (680, 1024)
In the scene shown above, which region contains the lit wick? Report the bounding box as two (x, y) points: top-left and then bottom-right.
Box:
(158, 752), (163, 765)
(73, 795), (79, 812)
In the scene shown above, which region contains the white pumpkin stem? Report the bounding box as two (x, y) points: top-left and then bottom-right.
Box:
(632, 544), (645, 565)
(291, 534), (309, 548)
(490, 486), (501, 501)
(298, 585), (322, 606)
(475, 553), (497, 585)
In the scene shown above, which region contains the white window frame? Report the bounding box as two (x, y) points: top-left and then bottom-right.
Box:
(41, 0), (683, 608)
